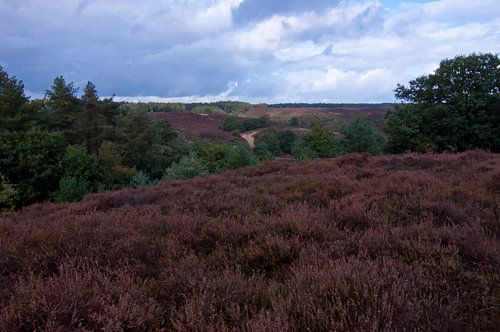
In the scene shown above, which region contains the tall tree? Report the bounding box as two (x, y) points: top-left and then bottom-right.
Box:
(0, 67), (31, 132)
(341, 119), (385, 155)
(80, 82), (107, 155)
(386, 53), (500, 153)
(44, 76), (81, 143)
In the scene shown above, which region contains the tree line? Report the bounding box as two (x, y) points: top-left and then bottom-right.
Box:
(0, 72), (258, 209)
(1, 53), (498, 209)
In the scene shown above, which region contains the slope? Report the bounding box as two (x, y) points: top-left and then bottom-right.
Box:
(0, 151), (499, 331)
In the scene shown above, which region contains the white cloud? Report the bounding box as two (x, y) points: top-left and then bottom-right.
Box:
(1, 0), (499, 102)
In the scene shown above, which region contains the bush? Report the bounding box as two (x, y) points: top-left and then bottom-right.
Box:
(52, 176), (90, 203)
(192, 139), (231, 174)
(292, 124), (340, 160)
(341, 119), (385, 155)
(291, 138), (318, 160)
(220, 116), (242, 132)
(254, 129), (281, 160)
(240, 116), (268, 132)
(225, 145), (257, 169)
(220, 116), (269, 132)
(278, 130), (296, 154)
(165, 152), (209, 180)
(0, 173), (17, 211)
(130, 170), (156, 188)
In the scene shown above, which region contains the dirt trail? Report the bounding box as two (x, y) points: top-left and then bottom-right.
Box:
(240, 130), (259, 148)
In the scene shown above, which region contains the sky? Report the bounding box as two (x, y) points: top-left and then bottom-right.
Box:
(0, 0), (498, 103)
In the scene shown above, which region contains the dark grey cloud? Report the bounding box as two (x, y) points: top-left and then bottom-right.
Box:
(0, 0), (499, 102)
(233, 0), (339, 25)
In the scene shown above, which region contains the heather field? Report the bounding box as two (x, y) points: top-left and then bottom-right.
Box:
(152, 112), (233, 140)
(1, 151), (499, 331)
(246, 106), (392, 131)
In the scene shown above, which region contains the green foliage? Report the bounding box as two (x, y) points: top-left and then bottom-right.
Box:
(0, 173), (17, 211)
(291, 138), (318, 161)
(254, 129), (281, 160)
(225, 145), (257, 169)
(0, 129), (65, 205)
(192, 139), (231, 173)
(0, 66), (32, 132)
(293, 124), (340, 160)
(220, 116), (243, 131)
(165, 152), (209, 180)
(220, 116), (269, 132)
(289, 117), (300, 127)
(116, 112), (188, 179)
(254, 140), (275, 160)
(240, 116), (268, 132)
(130, 170), (156, 188)
(386, 53), (500, 153)
(384, 105), (428, 153)
(52, 176), (90, 203)
(277, 130), (296, 154)
(97, 141), (136, 190)
(60, 145), (99, 185)
(341, 119), (385, 155)
(44, 76), (81, 143)
(254, 129), (297, 159)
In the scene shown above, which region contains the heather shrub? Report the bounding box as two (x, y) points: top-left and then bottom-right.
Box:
(0, 151), (499, 330)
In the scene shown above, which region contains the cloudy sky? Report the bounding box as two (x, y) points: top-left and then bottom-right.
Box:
(0, 0), (499, 103)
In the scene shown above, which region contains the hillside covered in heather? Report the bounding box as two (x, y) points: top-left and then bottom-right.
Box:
(1, 151), (499, 331)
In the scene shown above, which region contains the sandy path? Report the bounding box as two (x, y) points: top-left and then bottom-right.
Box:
(240, 130), (259, 148)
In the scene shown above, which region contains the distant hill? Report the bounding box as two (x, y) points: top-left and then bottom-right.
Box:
(246, 105), (393, 131)
(151, 111), (233, 141)
(1, 151), (498, 330)
(268, 103), (395, 108)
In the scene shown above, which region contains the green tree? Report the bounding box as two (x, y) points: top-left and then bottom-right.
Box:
(277, 130), (296, 154)
(97, 141), (136, 190)
(220, 116), (242, 131)
(341, 119), (385, 155)
(291, 138), (318, 161)
(386, 53), (500, 153)
(192, 139), (231, 173)
(44, 76), (81, 143)
(289, 117), (300, 127)
(165, 152), (209, 180)
(52, 176), (90, 203)
(80, 82), (109, 155)
(240, 116), (268, 132)
(0, 173), (18, 211)
(130, 170), (156, 188)
(293, 123), (340, 159)
(254, 129), (281, 160)
(59, 145), (99, 189)
(225, 145), (257, 169)
(116, 111), (161, 173)
(255, 140), (275, 160)
(0, 129), (65, 205)
(0, 67), (32, 132)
